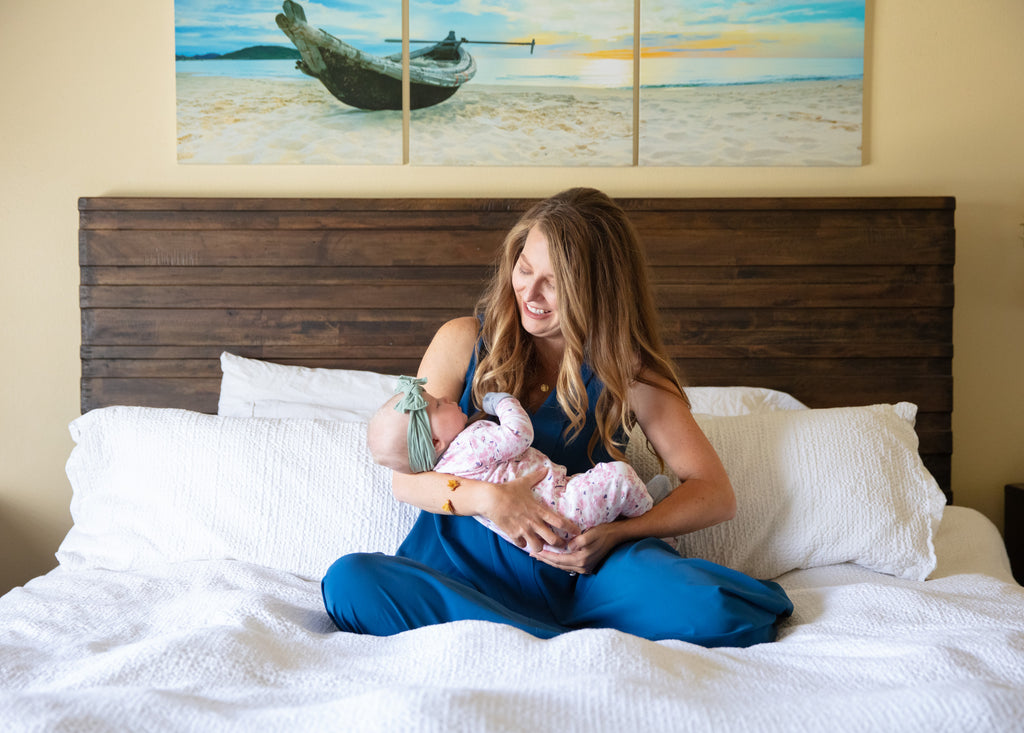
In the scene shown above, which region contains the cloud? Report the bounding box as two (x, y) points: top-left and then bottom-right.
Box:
(174, 0), (401, 54)
(175, 1), (862, 59)
(641, 0), (864, 58)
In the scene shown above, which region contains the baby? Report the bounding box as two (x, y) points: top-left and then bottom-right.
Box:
(367, 376), (672, 553)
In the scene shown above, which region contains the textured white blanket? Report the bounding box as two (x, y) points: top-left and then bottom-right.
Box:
(1, 507), (1022, 733)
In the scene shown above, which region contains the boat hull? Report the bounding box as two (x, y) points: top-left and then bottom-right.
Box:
(276, 1), (475, 111)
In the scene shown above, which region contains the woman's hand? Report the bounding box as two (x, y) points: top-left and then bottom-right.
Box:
(481, 467), (580, 554)
(531, 522), (623, 575)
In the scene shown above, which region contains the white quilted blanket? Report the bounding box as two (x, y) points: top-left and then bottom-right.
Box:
(1, 507), (1023, 733)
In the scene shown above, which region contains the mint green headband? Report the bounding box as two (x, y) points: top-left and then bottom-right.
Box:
(394, 376), (436, 473)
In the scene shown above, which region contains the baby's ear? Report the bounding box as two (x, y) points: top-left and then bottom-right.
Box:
(433, 435), (447, 457)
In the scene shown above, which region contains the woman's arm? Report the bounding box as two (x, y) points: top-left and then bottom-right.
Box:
(390, 317), (578, 551)
(614, 371), (736, 537)
(534, 370), (735, 573)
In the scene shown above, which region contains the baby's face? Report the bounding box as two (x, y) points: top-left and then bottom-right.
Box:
(423, 390), (468, 445)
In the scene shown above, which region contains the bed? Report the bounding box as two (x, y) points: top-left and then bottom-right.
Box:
(3, 195), (1023, 731)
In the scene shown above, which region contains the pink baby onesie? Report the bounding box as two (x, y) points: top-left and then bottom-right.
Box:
(434, 393), (654, 553)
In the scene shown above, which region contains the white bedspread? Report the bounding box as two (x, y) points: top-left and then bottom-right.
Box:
(2, 507), (1023, 732)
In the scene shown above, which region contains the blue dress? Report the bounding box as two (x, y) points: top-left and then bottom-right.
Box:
(322, 350), (793, 646)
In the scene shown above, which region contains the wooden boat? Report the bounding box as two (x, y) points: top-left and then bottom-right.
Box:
(275, 1), (533, 111)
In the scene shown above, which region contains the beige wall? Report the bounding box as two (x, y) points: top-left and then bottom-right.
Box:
(1, 1), (1022, 594)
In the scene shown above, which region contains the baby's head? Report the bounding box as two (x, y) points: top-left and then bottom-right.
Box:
(367, 377), (468, 473)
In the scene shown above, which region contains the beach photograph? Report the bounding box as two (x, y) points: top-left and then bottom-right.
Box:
(175, 0), (404, 164)
(639, 0), (865, 166)
(175, 1), (865, 167)
(175, 0), (636, 166)
(407, 0), (634, 166)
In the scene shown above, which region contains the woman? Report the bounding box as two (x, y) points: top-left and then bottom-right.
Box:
(322, 188), (792, 645)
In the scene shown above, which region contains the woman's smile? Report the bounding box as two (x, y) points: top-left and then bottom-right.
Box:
(512, 227), (561, 338)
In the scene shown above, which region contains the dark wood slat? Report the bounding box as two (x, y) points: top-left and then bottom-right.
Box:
(642, 229), (954, 266)
(80, 284), (486, 310)
(80, 265), (493, 286)
(81, 342), (954, 361)
(80, 264), (953, 287)
(79, 196), (955, 213)
(79, 209), (956, 233)
(79, 210), (522, 232)
(80, 197), (531, 213)
(81, 310), (458, 350)
(79, 201), (954, 233)
(917, 432), (953, 456)
(656, 282), (951, 308)
(80, 345), (427, 361)
(80, 282), (952, 310)
(629, 209), (955, 232)
(923, 458), (952, 501)
(658, 308), (952, 345)
(80, 230), (504, 267)
(81, 356), (952, 381)
(80, 227), (953, 267)
(81, 307), (951, 347)
(82, 379), (222, 410)
(657, 265), (953, 285)
(674, 357), (952, 378)
(664, 343), (954, 358)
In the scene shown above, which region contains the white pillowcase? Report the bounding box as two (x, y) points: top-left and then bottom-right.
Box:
(218, 352), (806, 420)
(218, 352), (398, 421)
(684, 385), (807, 416)
(60, 401), (943, 583)
(59, 407), (418, 579)
(626, 402), (946, 581)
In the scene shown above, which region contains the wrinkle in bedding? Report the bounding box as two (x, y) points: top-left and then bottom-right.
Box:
(1, 508), (1023, 732)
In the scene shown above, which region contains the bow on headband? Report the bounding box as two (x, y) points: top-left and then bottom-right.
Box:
(394, 375), (436, 473)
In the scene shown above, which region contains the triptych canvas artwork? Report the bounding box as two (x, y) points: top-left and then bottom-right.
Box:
(175, 1), (865, 166)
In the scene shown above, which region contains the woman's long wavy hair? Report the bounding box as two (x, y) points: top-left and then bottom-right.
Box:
(471, 188), (687, 464)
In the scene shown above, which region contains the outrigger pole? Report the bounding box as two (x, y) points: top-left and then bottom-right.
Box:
(386, 34), (536, 54)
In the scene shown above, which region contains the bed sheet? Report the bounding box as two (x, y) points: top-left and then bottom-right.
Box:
(1, 506), (1022, 733)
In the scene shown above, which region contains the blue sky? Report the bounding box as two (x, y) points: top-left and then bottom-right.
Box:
(175, 1), (863, 59)
(174, 1), (401, 56)
(642, 0), (864, 59)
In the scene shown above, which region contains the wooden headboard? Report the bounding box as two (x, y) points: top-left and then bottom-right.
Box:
(79, 196), (955, 497)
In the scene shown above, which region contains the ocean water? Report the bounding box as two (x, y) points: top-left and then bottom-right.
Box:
(176, 59), (307, 79)
(639, 56), (862, 89)
(176, 55), (862, 89)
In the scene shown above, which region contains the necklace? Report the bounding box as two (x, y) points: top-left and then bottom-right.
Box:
(539, 383), (551, 393)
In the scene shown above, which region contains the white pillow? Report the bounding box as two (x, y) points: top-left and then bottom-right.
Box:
(59, 407), (418, 579)
(626, 402), (946, 581)
(684, 386), (807, 415)
(218, 352), (398, 421)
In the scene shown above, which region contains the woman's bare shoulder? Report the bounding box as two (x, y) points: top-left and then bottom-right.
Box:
(435, 316), (482, 345)
(417, 316), (481, 400)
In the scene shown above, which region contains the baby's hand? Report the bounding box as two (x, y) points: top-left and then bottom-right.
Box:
(482, 392), (515, 415)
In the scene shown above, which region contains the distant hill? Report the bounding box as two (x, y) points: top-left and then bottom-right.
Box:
(176, 45), (300, 61)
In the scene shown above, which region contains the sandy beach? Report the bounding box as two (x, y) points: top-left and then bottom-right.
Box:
(641, 79), (863, 166)
(176, 74), (403, 165)
(176, 74), (861, 166)
(410, 84), (633, 166)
